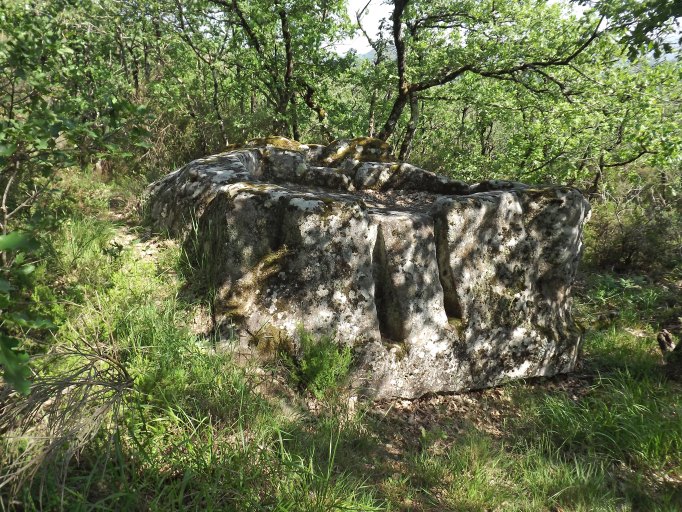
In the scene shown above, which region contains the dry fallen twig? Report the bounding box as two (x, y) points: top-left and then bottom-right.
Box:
(0, 338), (134, 507)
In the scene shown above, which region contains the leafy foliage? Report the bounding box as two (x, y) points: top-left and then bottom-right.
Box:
(284, 329), (353, 399)
(0, 1), (145, 236)
(0, 232), (53, 394)
(584, 168), (682, 272)
(583, 0), (682, 58)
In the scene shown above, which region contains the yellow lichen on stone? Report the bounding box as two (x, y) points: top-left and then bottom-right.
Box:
(320, 137), (395, 166)
(447, 317), (464, 328)
(247, 136), (304, 152)
(385, 340), (408, 361)
(221, 245), (290, 321)
(252, 325), (292, 359)
(521, 187), (557, 197)
(258, 245), (290, 272)
(225, 136), (305, 153)
(237, 183), (280, 193)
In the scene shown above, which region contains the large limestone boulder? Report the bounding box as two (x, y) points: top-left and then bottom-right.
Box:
(144, 136), (590, 399)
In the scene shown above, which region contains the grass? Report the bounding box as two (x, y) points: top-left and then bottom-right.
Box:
(1, 169), (681, 510)
(282, 328), (353, 400)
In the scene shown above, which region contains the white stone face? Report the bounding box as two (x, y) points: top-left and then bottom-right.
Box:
(144, 137), (590, 399)
(290, 197), (325, 211)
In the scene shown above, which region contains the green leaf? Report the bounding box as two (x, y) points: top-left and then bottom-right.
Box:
(4, 309), (55, 329)
(23, 317), (56, 329)
(35, 138), (50, 150)
(17, 263), (36, 276)
(0, 232), (32, 251)
(0, 334), (31, 395)
(0, 279), (10, 293)
(0, 144), (17, 157)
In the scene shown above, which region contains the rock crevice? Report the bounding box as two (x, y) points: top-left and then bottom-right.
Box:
(144, 136), (590, 399)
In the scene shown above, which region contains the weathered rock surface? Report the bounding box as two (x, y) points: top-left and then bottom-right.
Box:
(144, 136), (590, 399)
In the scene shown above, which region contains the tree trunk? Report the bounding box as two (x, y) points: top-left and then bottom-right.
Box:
(378, 90), (409, 141)
(398, 93), (419, 160)
(368, 89), (377, 137)
(377, 0), (409, 141)
(277, 2), (295, 137)
(116, 27), (129, 84)
(290, 94), (300, 141)
(210, 66), (228, 146)
(588, 153), (605, 197)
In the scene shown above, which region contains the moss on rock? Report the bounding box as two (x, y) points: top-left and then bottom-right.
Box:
(318, 137), (395, 166)
(226, 136), (305, 153)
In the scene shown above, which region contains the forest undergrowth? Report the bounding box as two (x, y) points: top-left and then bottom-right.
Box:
(1, 168), (680, 511)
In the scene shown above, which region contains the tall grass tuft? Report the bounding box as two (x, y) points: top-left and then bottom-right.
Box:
(530, 368), (682, 471)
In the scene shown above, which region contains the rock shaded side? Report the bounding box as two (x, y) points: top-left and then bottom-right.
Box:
(144, 137), (590, 399)
(368, 209), (449, 345)
(431, 188), (589, 390)
(195, 182), (380, 345)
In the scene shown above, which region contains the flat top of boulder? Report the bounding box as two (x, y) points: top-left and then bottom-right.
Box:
(225, 135), (307, 153)
(224, 136), (395, 165)
(317, 137), (395, 166)
(148, 136), (566, 225)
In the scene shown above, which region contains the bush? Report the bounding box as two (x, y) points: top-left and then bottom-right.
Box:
(584, 168), (682, 273)
(0, 232), (50, 394)
(284, 329), (353, 399)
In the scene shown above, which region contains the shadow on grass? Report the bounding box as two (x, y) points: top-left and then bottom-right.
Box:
(272, 325), (682, 511)
(7, 327), (681, 511)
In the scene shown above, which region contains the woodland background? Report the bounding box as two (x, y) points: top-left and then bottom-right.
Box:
(1, 0), (681, 510)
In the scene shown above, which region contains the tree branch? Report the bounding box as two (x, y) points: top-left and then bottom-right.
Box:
(414, 16), (604, 92)
(208, 0), (265, 57)
(603, 148), (655, 168)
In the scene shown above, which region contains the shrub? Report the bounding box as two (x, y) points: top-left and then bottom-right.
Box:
(584, 168), (682, 273)
(284, 329), (353, 399)
(0, 232), (49, 394)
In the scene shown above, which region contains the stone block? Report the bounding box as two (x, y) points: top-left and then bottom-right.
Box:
(144, 137), (590, 398)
